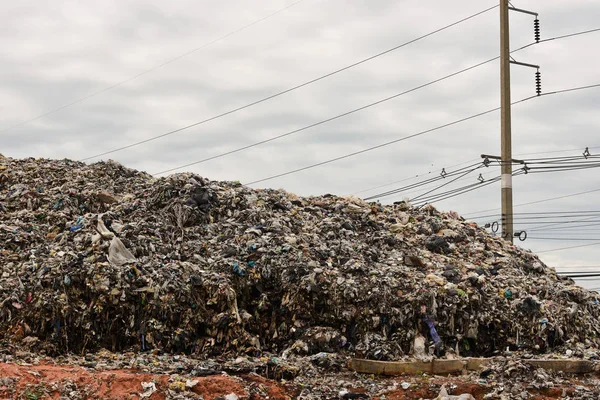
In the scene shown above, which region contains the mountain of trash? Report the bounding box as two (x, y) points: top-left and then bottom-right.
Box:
(1, 155), (599, 360)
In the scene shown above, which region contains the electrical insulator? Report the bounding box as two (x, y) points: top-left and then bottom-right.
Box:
(534, 18), (540, 42)
(583, 147), (591, 159)
(535, 70), (541, 96)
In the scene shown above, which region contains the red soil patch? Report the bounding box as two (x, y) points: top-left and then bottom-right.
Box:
(190, 375), (246, 399)
(0, 362), (290, 400)
(0, 362), (169, 399)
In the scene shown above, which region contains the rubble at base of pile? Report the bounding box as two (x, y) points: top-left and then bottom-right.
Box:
(1, 350), (600, 399)
(1, 154), (600, 363)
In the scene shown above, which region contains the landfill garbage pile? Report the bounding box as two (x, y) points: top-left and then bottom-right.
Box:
(1, 154), (600, 360)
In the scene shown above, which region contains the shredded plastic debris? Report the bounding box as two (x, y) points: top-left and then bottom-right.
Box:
(1, 154), (600, 399)
(1, 155), (599, 360)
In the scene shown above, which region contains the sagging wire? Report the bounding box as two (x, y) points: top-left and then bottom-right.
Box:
(411, 168), (528, 207)
(363, 162), (484, 200)
(469, 210), (600, 221)
(477, 149), (600, 234)
(418, 155), (600, 216)
(484, 216), (600, 241)
(409, 163), (486, 202)
(367, 156), (531, 202)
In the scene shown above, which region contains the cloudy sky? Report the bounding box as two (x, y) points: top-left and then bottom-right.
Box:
(2, 0), (600, 284)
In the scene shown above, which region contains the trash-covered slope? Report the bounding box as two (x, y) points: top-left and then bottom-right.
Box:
(1, 155), (599, 358)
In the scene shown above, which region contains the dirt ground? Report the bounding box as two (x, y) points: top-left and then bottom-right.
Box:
(0, 361), (294, 400)
(0, 361), (597, 399)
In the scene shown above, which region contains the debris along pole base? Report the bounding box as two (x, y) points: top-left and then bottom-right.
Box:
(348, 358), (598, 376)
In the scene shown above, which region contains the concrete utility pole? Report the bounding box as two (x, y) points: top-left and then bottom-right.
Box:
(500, 0), (514, 243)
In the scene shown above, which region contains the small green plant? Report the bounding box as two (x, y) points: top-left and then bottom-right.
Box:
(24, 391), (40, 400)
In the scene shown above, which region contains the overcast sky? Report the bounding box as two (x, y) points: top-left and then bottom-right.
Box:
(2, 0), (600, 284)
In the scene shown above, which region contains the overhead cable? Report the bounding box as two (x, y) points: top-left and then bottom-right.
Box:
(355, 146), (600, 198)
(86, 23), (599, 164)
(80, 4), (500, 162)
(362, 162), (484, 200)
(409, 164), (485, 202)
(241, 83), (600, 186)
(536, 242), (600, 254)
(153, 56), (505, 175)
(463, 187), (600, 217)
(405, 154), (600, 205)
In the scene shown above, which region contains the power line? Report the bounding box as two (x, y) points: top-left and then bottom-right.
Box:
(470, 210), (600, 220)
(571, 277), (600, 281)
(241, 83), (600, 186)
(539, 27), (600, 44)
(241, 108), (508, 185)
(525, 219), (600, 226)
(356, 146), (600, 199)
(541, 83), (600, 96)
(532, 232), (600, 236)
(512, 145), (600, 157)
(380, 152), (600, 206)
(361, 168), (500, 203)
(410, 155), (600, 205)
(556, 269), (600, 274)
(411, 170), (529, 206)
(100, 27), (600, 172)
(350, 17), (600, 198)
(461, 154), (600, 222)
(528, 237), (600, 241)
(506, 213), (600, 220)
(362, 162), (484, 200)
(80, 4), (500, 162)
(524, 222), (600, 232)
(156, 72), (600, 180)
(478, 215), (600, 236)
(363, 150), (600, 209)
(552, 230), (600, 233)
(386, 170), (499, 202)
(123, 32), (581, 173)
(521, 215), (600, 232)
(409, 164), (485, 202)
(463, 187), (600, 217)
(367, 161), (529, 202)
(153, 55), (504, 175)
(520, 219), (600, 225)
(536, 242), (600, 254)
(91, 24), (600, 169)
(0, 0), (306, 134)
(352, 158), (482, 196)
(520, 154), (600, 162)
(513, 210), (600, 216)
(414, 179), (499, 206)
(511, 28), (600, 54)
(555, 273), (600, 278)
(556, 265), (600, 275)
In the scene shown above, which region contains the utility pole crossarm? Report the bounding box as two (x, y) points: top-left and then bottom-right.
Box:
(508, 6), (538, 16)
(481, 154), (525, 164)
(510, 60), (540, 69)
